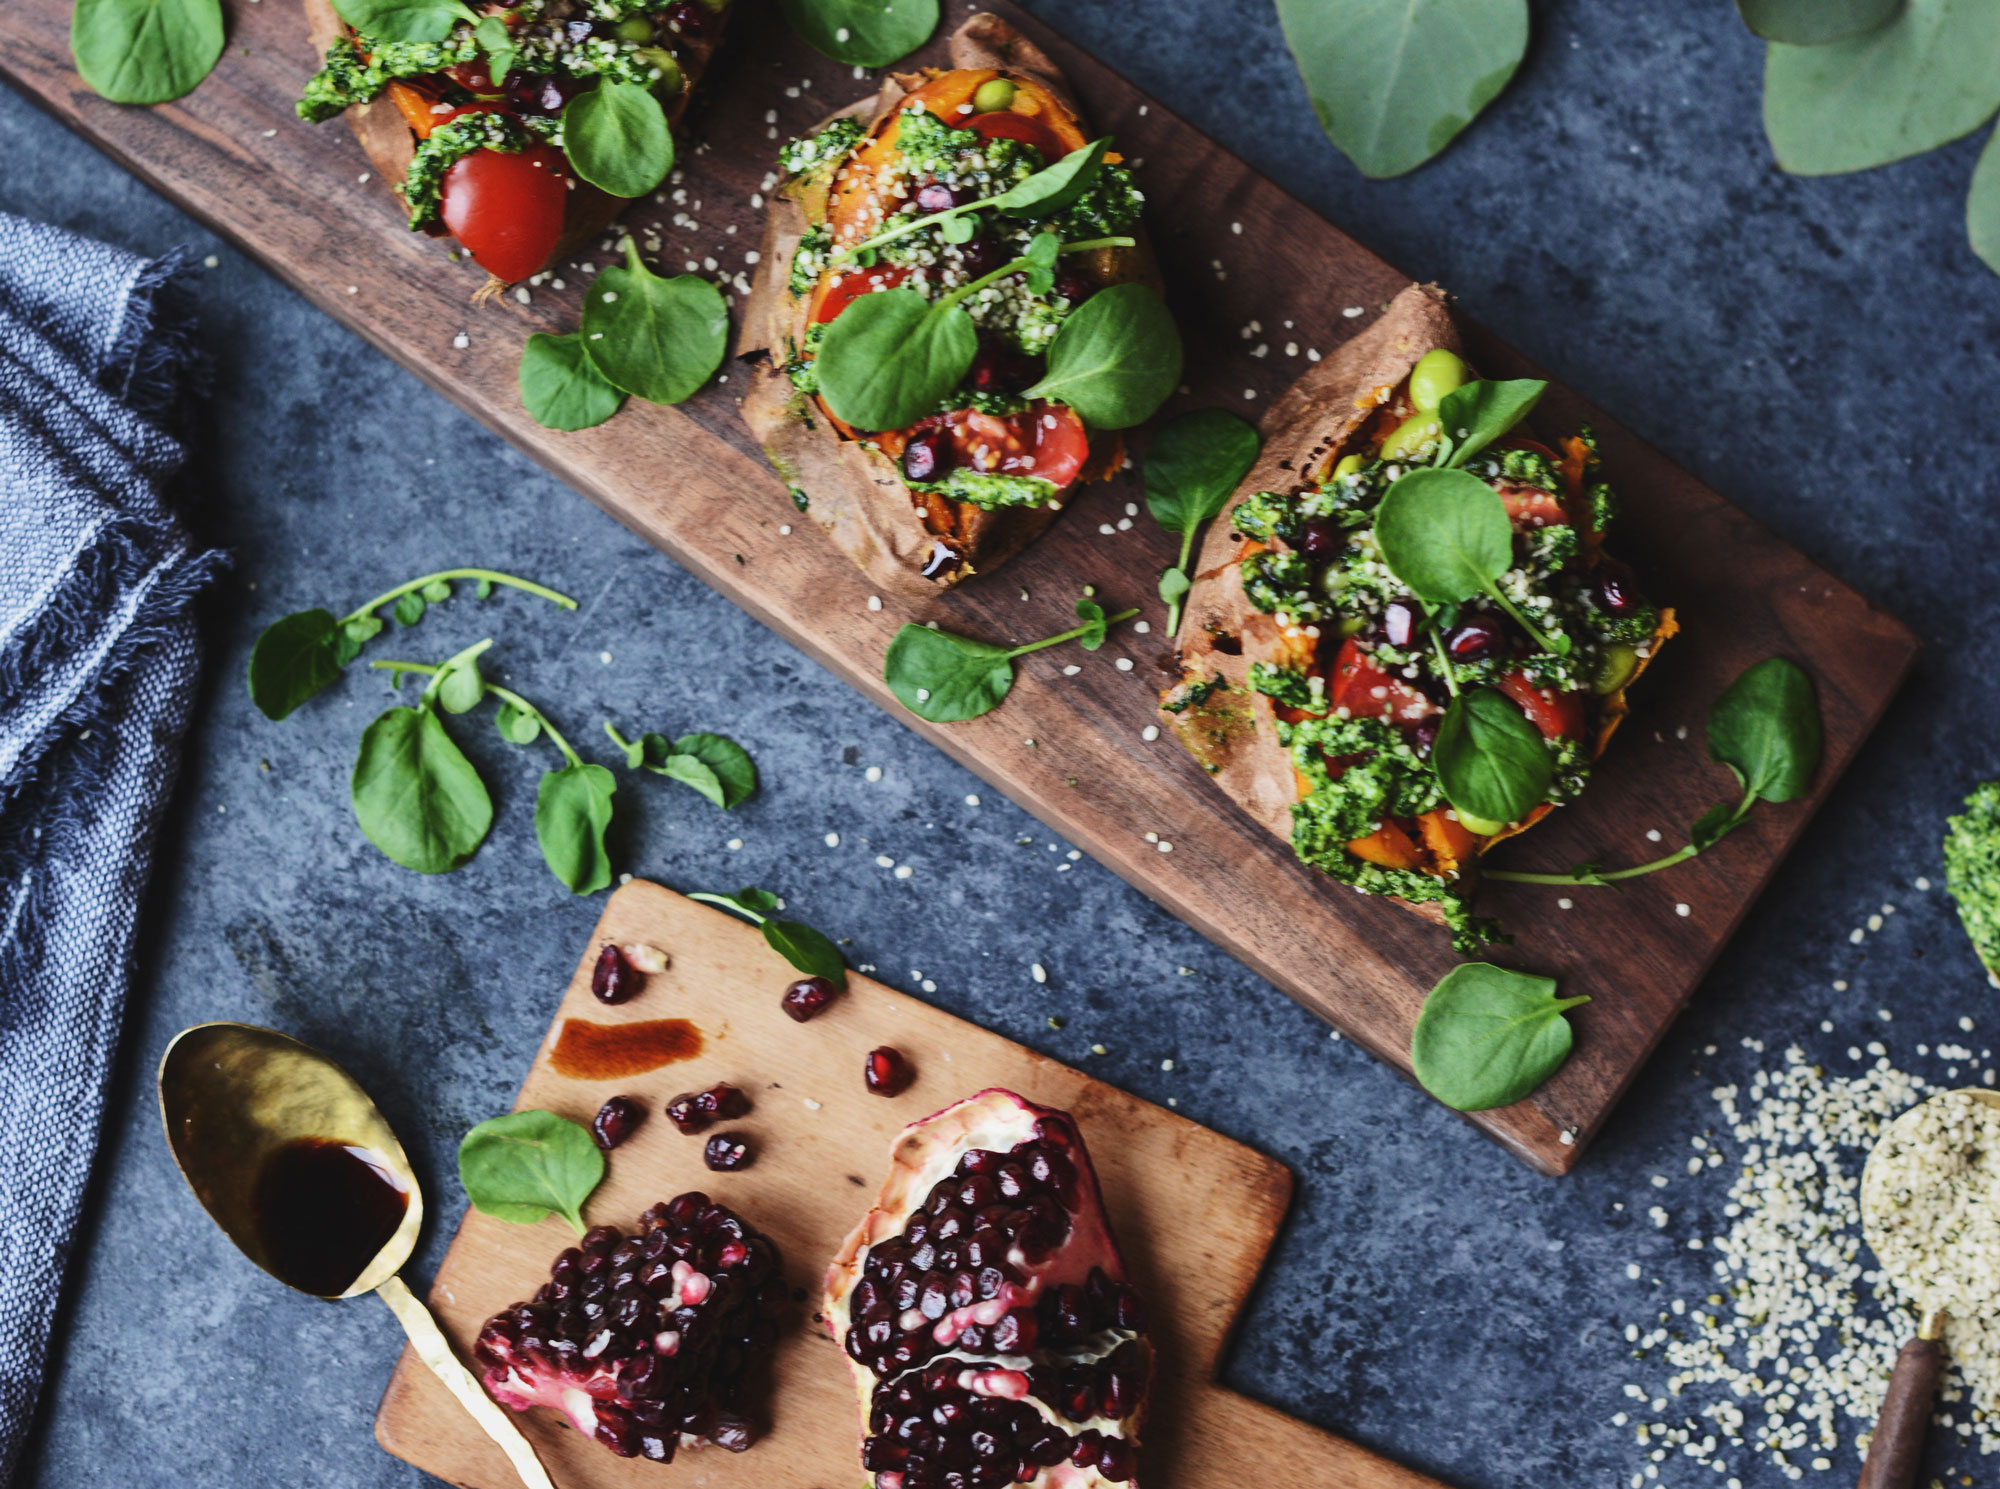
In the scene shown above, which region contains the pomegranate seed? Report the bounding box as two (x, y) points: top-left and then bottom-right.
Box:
(1410, 716), (1441, 757)
(1374, 594), (1420, 647)
(1593, 560), (1639, 616)
(666, 1083), (750, 1135)
(1297, 517), (1345, 562)
(782, 976), (839, 1022)
(864, 1047), (913, 1097)
(591, 944), (640, 1004)
(591, 1096), (646, 1150)
(663, 1), (708, 33)
(902, 428), (950, 483)
(1445, 616), (1506, 662)
(914, 180), (959, 213)
(704, 1134), (752, 1172)
(1052, 271), (1095, 305)
(953, 236), (1003, 278)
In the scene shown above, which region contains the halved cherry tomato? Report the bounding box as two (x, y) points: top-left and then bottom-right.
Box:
(1496, 670), (1587, 741)
(965, 109), (1070, 164)
(810, 263), (909, 325)
(439, 143), (569, 284)
(934, 402), (1090, 489)
(1326, 638), (1435, 729)
(1498, 481), (1569, 531)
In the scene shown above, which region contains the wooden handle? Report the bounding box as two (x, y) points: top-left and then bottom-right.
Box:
(376, 1274), (559, 1489)
(1858, 1332), (1944, 1489)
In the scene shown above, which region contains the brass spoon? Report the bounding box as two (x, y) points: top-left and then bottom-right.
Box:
(158, 1023), (556, 1489)
(1856, 1087), (2000, 1489)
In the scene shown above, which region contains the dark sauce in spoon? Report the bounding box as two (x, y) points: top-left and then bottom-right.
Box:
(251, 1137), (410, 1297)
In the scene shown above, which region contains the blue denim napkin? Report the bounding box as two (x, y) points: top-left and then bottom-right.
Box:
(0, 210), (225, 1481)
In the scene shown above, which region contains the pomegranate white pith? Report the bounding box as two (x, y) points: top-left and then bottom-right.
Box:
(826, 1089), (1151, 1487)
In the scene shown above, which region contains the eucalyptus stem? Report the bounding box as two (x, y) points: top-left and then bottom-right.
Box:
(1009, 608), (1139, 658)
(342, 568), (576, 623)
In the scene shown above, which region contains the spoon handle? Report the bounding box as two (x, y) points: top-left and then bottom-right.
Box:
(1857, 1316), (1945, 1489)
(376, 1274), (560, 1489)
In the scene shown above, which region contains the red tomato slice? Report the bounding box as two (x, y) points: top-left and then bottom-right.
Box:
(1327, 638), (1435, 728)
(440, 142), (568, 283)
(1498, 481), (1569, 531)
(965, 109), (1071, 164)
(811, 264), (910, 325)
(1496, 670), (1587, 741)
(936, 402), (1090, 489)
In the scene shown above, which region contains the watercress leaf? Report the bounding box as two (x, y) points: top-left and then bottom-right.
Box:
(884, 624), (1015, 723)
(734, 886), (781, 916)
(940, 214), (978, 244)
(1143, 408), (1261, 536)
(580, 242), (729, 404)
(248, 609), (343, 721)
(1737, 0), (1902, 45)
(1410, 963), (1589, 1112)
(330, 0), (476, 44)
(1024, 264), (1055, 296)
(763, 917), (848, 989)
(434, 651), (486, 714)
(1023, 233), (1062, 294)
(71, 0), (225, 103)
(1022, 283), (1181, 431)
(393, 591), (427, 626)
(472, 13), (507, 50)
(1763, 0), (2000, 175)
(777, 0), (937, 67)
(1437, 378), (1547, 468)
(1689, 800), (1744, 853)
(816, 289), (978, 432)
(495, 699), (542, 745)
(351, 704), (493, 873)
(458, 1109), (603, 1234)
(336, 613), (385, 665)
(474, 577), (494, 599)
(1970, 123), (2000, 274)
(1075, 597), (1109, 652)
(1158, 566), (1191, 608)
(422, 578), (453, 603)
(657, 753), (725, 806)
(562, 80), (675, 200)
(1707, 656), (1821, 805)
(669, 732), (757, 808)
(622, 729), (672, 770)
(535, 763), (617, 895)
(1274, 0), (1528, 179)
(520, 331), (626, 431)
(1373, 466), (1513, 603)
(1434, 687), (1554, 826)
(989, 139), (1112, 217)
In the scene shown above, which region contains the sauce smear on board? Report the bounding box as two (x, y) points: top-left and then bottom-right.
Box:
(550, 1017), (703, 1079)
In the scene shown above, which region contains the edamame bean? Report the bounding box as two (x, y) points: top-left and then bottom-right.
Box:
(1592, 642), (1639, 695)
(615, 15), (655, 41)
(1379, 413), (1439, 461)
(1331, 453), (1367, 481)
(1408, 349), (1468, 413)
(1455, 808), (1508, 836)
(1339, 613), (1370, 636)
(973, 78), (1017, 113)
(641, 48), (683, 96)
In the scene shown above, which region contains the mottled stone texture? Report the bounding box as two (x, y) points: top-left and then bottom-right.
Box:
(4, 2), (1998, 1485)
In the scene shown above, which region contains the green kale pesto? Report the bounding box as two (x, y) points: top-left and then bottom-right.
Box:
(778, 116), (865, 178)
(907, 468), (1057, 511)
(1161, 673), (1223, 715)
(789, 224), (833, 297)
(297, 35), (475, 122)
(783, 325), (827, 395)
(1946, 782), (2000, 976)
(1240, 549), (1318, 618)
(402, 112), (558, 229)
(1248, 661), (1321, 712)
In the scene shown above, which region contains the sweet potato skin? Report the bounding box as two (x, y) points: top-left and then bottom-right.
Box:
(736, 13), (1158, 598)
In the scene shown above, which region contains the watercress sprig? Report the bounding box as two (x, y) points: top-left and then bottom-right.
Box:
(459, 1110), (605, 1236)
(71, 0), (225, 104)
(562, 80), (675, 200)
(884, 595), (1138, 724)
(248, 567), (576, 721)
(829, 139), (1113, 268)
(1485, 657), (1822, 888)
(1410, 962), (1588, 1111)
(690, 887), (848, 987)
(1143, 409), (1262, 633)
(604, 722), (758, 809)
(779, 0), (938, 68)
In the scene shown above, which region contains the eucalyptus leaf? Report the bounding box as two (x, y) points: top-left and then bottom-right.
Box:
(1764, 0), (2000, 175)
(351, 704), (494, 873)
(1437, 378), (1547, 468)
(521, 332), (626, 431)
(330, 0), (475, 43)
(563, 81), (675, 199)
(1971, 123), (2000, 273)
(458, 1109), (604, 1235)
(1434, 687), (1554, 826)
(535, 763), (616, 894)
(71, 0), (225, 104)
(1410, 963), (1588, 1112)
(1738, 0), (1903, 44)
(1373, 467), (1513, 604)
(1022, 283), (1181, 430)
(778, 0), (938, 67)
(1274, 0), (1528, 179)
(884, 625), (1015, 722)
(580, 242), (730, 405)
(815, 288), (977, 431)
(1707, 657), (1821, 805)
(248, 609), (343, 721)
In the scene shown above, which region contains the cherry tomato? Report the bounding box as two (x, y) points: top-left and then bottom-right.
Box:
(935, 402), (1090, 489)
(1498, 481), (1569, 531)
(810, 263), (909, 324)
(965, 109), (1070, 164)
(439, 143), (568, 284)
(1496, 670), (1587, 741)
(1327, 637), (1434, 728)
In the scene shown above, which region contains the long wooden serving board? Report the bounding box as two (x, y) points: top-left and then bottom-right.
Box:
(0, 3), (1917, 1172)
(373, 881), (1437, 1489)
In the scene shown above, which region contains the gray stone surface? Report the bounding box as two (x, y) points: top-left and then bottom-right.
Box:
(4, 2), (1998, 1486)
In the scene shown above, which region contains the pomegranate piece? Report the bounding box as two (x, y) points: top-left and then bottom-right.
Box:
(864, 1047), (914, 1097)
(782, 975), (839, 1023)
(591, 1096), (646, 1151)
(704, 1133), (752, 1172)
(666, 1083), (750, 1135)
(474, 1195), (786, 1461)
(825, 1090), (1150, 1486)
(591, 944), (640, 1004)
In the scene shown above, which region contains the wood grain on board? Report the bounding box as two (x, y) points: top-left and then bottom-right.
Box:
(373, 881), (1438, 1489)
(0, 1), (1918, 1172)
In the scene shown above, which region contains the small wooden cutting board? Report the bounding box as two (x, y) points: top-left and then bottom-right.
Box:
(374, 881), (1438, 1489)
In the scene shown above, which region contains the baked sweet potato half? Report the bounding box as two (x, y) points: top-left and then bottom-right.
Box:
(739, 13), (1167, 597)
(297, 0), (731, 286)
(1161, 283), (1677, 949)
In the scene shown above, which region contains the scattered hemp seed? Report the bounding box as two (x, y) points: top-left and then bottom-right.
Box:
(1048, 1016), (1065, 1030)
(1089, 1043), (1108, 1056)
